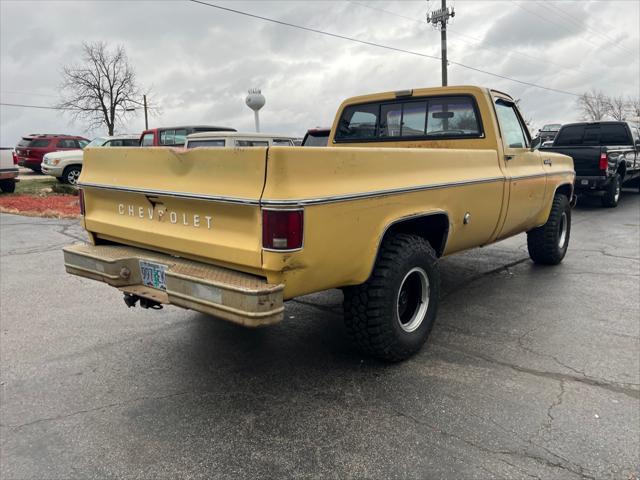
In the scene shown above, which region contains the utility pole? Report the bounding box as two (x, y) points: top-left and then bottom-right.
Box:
(427, 0), (455, 86)
(143, 94), (148, 130)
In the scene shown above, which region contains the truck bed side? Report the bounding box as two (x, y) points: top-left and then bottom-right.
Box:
(261, 146), (506, 297)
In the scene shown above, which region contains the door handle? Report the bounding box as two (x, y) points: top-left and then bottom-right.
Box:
(504, 155), (515, 161)
(543, 158), (553, 166)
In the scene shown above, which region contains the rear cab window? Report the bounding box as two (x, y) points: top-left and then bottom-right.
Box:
(554, 123), (632, 146)
(335, 95), (482, 142)
(235, 140), (269, 147)
(272, 139), (293, 146)
(186, 140), (226, 149)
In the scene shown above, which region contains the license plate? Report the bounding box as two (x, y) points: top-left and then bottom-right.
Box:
(581, 179), (589, 185)
(139, 260), (168, 290)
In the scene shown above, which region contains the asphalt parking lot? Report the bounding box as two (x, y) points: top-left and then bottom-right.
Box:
(1, 192), (639, 480)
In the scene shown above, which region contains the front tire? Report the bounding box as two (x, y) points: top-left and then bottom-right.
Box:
(343, 234), (440, 362)
(62, 166), (81, 185)
(527, 194), (571, 265)
(601, 174), (621, 208)
(0, 179), (16, 193)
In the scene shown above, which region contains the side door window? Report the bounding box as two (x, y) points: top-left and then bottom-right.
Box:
(56, 139), (76, 149)
(141, 133), (154, 146)
(494, 100), (528, 149)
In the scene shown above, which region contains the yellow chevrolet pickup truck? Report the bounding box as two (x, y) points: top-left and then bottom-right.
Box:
(64, 86), (575, 361)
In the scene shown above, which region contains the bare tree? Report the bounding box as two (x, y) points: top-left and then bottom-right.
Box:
(627, 96), (640, 127)
(58, 42), (148, 135)
(606, 95), (627, 121)
(514, 98), (535, 134)
(576, 89), (609, 121)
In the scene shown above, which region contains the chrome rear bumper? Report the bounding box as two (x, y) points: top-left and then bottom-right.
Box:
(63, 243), (284, 327)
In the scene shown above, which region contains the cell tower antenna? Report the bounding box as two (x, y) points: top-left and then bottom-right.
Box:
(427, 0), (455, 86)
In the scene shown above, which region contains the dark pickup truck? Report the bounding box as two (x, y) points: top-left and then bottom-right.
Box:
(541, 121), (640, 207)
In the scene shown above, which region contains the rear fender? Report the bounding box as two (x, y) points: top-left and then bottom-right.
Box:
(366, 211), (450, 281)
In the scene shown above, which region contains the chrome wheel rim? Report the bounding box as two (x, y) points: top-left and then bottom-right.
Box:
(614, 182), (620, 202)
(396, 267), (429, 333)
(67, 170), (80, 185)
(558, 212), (568, 249)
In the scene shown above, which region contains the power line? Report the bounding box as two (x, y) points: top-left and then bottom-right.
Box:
(349, 0), (587, 77)
(0, 102), (138, 112)
(510, 0), (633, 58)
(538, 1), (636, 57)
(0, 102), (71, 111)
(1, 90), (59, 98)
(189, 0), (585, 98)
(510, 1), (596, 46)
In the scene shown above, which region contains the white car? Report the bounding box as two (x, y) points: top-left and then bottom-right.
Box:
(0, 147), (19, 193)
(42, 134), (139, 185)
(185, 132), (296, 149)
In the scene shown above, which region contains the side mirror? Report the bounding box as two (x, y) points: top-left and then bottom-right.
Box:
(635, 139), (640, 149)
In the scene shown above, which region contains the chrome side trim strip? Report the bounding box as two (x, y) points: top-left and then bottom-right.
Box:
(78, 182), (260, 206)
(79, 170), (574, 208)
(261, 176), (505, 206)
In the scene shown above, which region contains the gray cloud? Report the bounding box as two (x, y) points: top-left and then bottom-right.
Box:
(1, 0), (638, 146)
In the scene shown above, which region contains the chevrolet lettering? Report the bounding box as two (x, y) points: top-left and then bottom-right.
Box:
(117, 203), (213, 229)
(64, 86), (575, 361)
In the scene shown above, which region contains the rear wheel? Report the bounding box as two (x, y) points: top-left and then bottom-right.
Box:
(601, 174), (621, 208)
(343, 234), (440, 362)
(0, 179), (16, 193)
(62, 165), (81, 185)
(527, 194), (571, 265)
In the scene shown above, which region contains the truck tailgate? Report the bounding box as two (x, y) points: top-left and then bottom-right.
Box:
(79, 147), (267, 271)
(543, 146), (601, 176)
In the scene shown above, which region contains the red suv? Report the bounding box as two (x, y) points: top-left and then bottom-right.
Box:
(15, 134), (89, 172)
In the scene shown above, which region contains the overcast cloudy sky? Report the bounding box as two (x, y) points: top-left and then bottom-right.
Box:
(1, 0), (638, 145)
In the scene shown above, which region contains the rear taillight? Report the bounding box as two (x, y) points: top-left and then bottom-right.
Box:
(599, 152), (608, 171)
(262, 209), (304, 250)
(12, 151), (17, 165)
(78, 189), (85, 216)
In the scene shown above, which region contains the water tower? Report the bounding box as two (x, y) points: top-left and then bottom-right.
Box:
(245, 88), (265, 132)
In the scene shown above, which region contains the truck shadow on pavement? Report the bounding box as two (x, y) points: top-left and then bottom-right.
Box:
(574, 187), (640, 211)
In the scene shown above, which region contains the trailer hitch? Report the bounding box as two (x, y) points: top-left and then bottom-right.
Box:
(123, 293), (163, 310)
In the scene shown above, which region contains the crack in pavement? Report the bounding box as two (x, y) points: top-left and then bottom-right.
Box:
(572, 248), (639, 262)
(1, 388), (281, 439)
(389, 407), (595, 480)
(291, 298), (343, 317)
(1, 242), (70, 257)
(441, 257), (530, 299)
(57, 222), (86, 243)
(439, 345), (639, 400)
